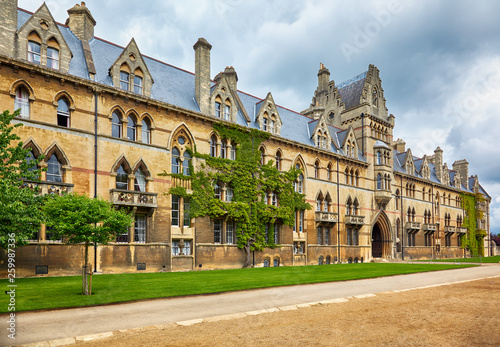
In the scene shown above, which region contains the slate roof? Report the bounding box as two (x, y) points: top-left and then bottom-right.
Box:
(337, 71), (367, 110)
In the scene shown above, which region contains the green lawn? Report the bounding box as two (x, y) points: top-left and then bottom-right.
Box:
(424, 255), (500, 263)
(1, 263), (476, 313)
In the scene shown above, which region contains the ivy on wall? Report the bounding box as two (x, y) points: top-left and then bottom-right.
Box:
(161, 122), (311, 267)
(461, 193), (485, 256)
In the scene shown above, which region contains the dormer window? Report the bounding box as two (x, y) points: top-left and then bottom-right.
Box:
(263, 117), (268, 132)
(47, 47), (59, 69)
(120, 71), (129, 91)
(28, 40), (41, 65)
(134, 76), (143, 94)
(223, 100), (230, 121)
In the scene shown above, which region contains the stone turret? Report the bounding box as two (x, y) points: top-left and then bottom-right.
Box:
(0, 0), (18, 57)
(66, 2), (96, 41)
(453, 159), (469, 189)
(193, 37), (212, 114)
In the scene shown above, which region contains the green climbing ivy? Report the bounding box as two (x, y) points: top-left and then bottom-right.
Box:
(461, 193), (485, 256)
(160, 122), (311, 267)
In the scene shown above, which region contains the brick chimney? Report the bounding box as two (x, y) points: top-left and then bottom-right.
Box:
(193, 37), (212, 114)
(66, 2), (96, 41)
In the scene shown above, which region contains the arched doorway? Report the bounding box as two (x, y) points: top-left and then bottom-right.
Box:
(371, 212), (392, 259)
(372, 224), (382, 257)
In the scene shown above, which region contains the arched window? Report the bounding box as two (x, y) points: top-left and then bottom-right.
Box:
(221, 140), (227, 159)
(127, 115), (136, 141)
(15, 86), (30, 118)
(46, 155), (62, 183)
(355, 170), (359, 186)
(26, 150), (38, 173)
(134, 167), (146, 192)
(116, 165), (128, 190)
(171, 147), (181, 174)
(327, 164), (332, 181)
(395, 189), (400, 210)
(275, 151), (282, 170)
(28, 40), (41, 64)
(210, 135), (217, 157)
(376, 151), (381, 165)
(230, 141), (236, 160)
(183, 151), (191, 176)
(141, 118), (151, 144)
(120, 67), (130, 91)
(314, 160), (320, 179)
(214, 182), (221, 199)
(57, 98), (70, 127)
(112, 111), (122, 138)
(345, 167), (350, 185)
(297, 174), (304, 193)
(224, 99), (230, 121)
(260, 147), (265, 165)
(215, 96), (222, 118)
(47, 47), (59, 69)
(134, 68), (143, 94)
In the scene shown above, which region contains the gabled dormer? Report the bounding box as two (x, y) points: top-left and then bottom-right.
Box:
(452, 170), (461, 189)
(109, 38), (153, 97)
(210, 69), (238, 123)
(255, 92), (282, 135)
(309, 114), (331, 150)
(420, 155), (430, 180)
(339, 126), (359, 159)
(402, 149), (415, 176)
(16, 3), (72, 73)
(362, 64), (388, 119)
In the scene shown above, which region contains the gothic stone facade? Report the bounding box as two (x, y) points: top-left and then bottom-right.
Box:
(0, 1), (492, 277)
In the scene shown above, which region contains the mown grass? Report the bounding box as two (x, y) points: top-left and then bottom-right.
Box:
(423, 255), (500, 263)
(0, 263), (476, 313)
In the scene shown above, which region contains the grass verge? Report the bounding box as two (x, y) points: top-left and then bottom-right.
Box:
(1, 263), (476, 313)
(423, 255), (500, 263)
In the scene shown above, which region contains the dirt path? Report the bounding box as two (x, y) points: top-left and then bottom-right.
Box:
(75, 277), (500, 347)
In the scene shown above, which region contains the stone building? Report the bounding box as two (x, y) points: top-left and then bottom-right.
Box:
(0, 1), (492, 277)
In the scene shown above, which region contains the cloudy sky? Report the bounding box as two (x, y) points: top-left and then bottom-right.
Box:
(19, 0), (500, 234)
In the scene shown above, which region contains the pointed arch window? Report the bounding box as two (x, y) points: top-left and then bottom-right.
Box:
(223, 99), (230, 121)
(47, 47), (59, 69)
(171, 147), (181, 174)
(134, 167), (146, 192)
(46, 155), (62, 183)
(210, 135), (217, 157)
(297, 174), (304, 194)
(221, 140), (227, 159)
(314, 160), (320, 179)
(26, 150), (38, 173)
(183, 151), (191, 176)
(57, 98), (70, 127)
(215, 96), (222, 118)
(15, 86), (30, 118)
(141, 118), (151, 144)
(376, 151), (382, 165)
(120, 71), (130, 91)
(327, 164), (332, 181)
(275, 151), (282, 170)
(260, 147), (265, 165)
(127, 115), (136, 141)
(112, 111), (122, 138)
(28, 41), (41, 64)
(116, 165), (128, 190)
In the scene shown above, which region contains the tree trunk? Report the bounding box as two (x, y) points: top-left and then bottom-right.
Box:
(83, 241), (89, 295)
(243, 243), (251, 268)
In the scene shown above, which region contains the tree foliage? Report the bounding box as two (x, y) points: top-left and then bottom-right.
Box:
(0, 109), (45, 248)
(161, 123), (310, 267)
(43, 193), (133, 294)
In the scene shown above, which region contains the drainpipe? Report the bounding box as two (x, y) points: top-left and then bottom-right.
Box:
(400, 175), (404, 260)
(361, 113), (365, 157)
(93, 90), (98, 272)
(337, 158), (340, 263)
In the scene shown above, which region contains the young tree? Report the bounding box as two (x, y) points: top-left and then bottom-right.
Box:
(43, 193), (133, 295)
(163, 123), (310, 268)
(0, 109), (45, 249)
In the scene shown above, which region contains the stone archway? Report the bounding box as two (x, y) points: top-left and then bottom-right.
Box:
(372, 212), (392, 259)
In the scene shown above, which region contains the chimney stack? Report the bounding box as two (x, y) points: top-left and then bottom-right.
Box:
(193, 37), (212, 114)
(453, 159), (469, 190)
(317, 63), (330, 92)
(393, 138), (406, 153)
(434, 147), (443, 183)
(66, 2), (96, 41)
(223, 66), (238, 91)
